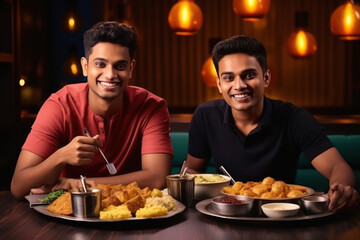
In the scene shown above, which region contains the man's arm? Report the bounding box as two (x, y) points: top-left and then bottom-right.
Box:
(311, 147), (359, 211)
(11, 136), (101, 199)
(186, 154), (209, 174)
(87, 153), (172, 190)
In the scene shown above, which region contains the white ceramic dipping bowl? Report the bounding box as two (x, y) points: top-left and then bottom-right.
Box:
(261, 202), (300, 218)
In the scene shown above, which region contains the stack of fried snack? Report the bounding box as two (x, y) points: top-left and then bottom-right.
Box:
(46, 181), (177, 219)
(222, 176), (308, 199)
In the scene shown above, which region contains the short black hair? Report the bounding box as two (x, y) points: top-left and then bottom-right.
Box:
(212, 35), (267, 76)
(83, 21), (137, 59)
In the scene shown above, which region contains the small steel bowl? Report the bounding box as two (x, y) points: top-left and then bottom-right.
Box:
(301, 196), (329, 214)
(211, 195), (254, 216)
(261, 202), (300, 218)
(71, 188), (102, 218)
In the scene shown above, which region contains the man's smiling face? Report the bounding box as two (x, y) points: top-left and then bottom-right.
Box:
(217, 53), (270, 113)
(81, 42), (135, 103)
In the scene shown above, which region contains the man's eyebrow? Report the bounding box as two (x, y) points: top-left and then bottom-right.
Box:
(93, 57), (107, 62)
(242, 68), (257, 73)
(220, 72), (233, 77)
(220, 68), (258, 77)
(93, 58), (129, 64)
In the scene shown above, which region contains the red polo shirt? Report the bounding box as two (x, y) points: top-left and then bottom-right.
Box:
(22, 83), (173, 177)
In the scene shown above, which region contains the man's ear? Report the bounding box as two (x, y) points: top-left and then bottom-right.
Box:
(81, 57), (88, 77)
(217, 77), (222, 93)
(264, 69), (271, 87)
(129, 59), (136, 79)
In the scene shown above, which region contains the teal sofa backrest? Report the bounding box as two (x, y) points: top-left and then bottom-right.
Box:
(170, 132), (360, 192)
(170, 132), (216, 174)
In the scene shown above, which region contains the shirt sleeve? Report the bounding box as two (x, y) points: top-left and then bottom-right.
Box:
(188, 106), (212, 159)
(22, 96), (65, 159)
(289, 107), (333, 162)
(141, 99), (173, 155)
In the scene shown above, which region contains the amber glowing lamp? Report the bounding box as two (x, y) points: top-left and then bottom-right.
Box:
(201, 57), (218, 87)
(286, 12), (317, 58)
(168, 0), (203, 35)
(330, 0), (360, 40)
(201, 38), (221, 87)
(233, 0), (271, 21)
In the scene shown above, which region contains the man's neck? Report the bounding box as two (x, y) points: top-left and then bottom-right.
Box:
(88, 93), (123, 120)
(231, 104), (263, 136)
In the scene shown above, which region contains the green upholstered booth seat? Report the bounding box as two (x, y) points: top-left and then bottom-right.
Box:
(170, 132), (360, 192)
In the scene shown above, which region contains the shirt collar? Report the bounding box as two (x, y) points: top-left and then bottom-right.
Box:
(222, 96), (273, 128)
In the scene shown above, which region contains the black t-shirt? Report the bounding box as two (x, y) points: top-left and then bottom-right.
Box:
(188, 97), (333, 183)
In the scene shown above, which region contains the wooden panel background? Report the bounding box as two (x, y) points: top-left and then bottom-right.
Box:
(104, 0), (356, 111)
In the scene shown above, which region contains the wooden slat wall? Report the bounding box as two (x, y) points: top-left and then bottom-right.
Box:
(105, 0), (354, 110)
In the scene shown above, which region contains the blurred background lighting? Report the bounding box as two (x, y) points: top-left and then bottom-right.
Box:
(286, 12), (317, 58)
(330, 0), (360, 40)
(233, 0), (271, 21)
(19, 78), (25, 87)
(168, 0), (203, 35)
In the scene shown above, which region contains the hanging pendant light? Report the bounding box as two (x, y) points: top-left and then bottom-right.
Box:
(62, 0), (83, 33)
(63, 46), (81, 78)
(201, 57), (218, 87)
(201, 38), (221, 87)
(233, 0), (271, 21)
(330, 0), (360, 40)
(168, 0), (203, 35)
(286, 12), (317, 58)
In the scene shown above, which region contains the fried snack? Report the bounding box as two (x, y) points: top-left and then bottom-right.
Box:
(96, 183), (112, 199)
(252, 184), (270, 196)
(262, 177), (276, 186)
(102, 192), (123, 209)
(99, 205), (132, 220)
(46, 192), (72, 215)
(286, 189), (304, 198)
(123, 195), (146, 214)
(135, 205), (168, 218)
(260, 191), (278, 198)
(222, 186), (237, 195)
(240, 189), (257, 197)
(222, 177), (308, 199)
(46, 181), (171, 219)
(110, 184), (125, 195)
(232, 182), (244, 192)
(271, 181), (288, 195)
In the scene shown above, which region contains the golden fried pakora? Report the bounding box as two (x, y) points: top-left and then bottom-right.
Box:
(222, 177), (308, 199)
(46, 192), (72, 215)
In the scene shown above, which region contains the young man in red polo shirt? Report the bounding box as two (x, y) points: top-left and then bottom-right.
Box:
(11, 22), (173, 199)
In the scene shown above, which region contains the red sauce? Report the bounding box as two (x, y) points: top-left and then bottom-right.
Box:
(221, 197), (246, 204)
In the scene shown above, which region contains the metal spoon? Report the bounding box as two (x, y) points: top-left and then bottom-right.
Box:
(179, 160), (188, 179)
(80, 175), (87, 193)
(84, 127), (117, 175)
(219, 165), (236, 184)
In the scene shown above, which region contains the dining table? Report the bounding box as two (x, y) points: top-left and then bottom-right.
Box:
(0, 190), (359, 240)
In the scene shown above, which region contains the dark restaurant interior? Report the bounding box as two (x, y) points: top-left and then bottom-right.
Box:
(1, 0), (360, 191)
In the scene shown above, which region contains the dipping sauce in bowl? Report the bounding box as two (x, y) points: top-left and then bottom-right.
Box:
(211, 195), (254, 216)
(261, 202), (300, 218)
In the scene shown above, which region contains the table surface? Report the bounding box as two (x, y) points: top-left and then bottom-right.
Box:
(1, 191), (360, 240)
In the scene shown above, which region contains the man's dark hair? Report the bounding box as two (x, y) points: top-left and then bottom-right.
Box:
(83, 21), (137, 59)
(212, 35), (267, 76)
